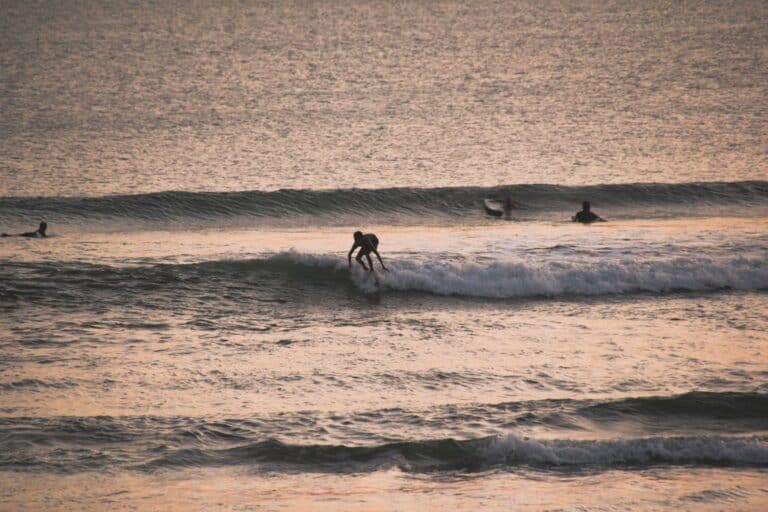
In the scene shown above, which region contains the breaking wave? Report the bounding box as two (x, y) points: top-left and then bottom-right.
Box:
(356, 254), (768, 298)
(3, 392), (767, 473)
(3, 431), (767, 474)
(138, 435), (768, 472)
(2, 251), (767, 303)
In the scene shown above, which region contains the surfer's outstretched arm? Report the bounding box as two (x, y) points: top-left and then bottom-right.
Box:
(373, 250), (388, 271)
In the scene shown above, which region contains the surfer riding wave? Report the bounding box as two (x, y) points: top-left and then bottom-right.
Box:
(348, 231), (388, 272)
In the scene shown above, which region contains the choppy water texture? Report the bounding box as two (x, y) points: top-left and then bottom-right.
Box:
(1, 0), (767, 196)
(1, 1), (768, 511)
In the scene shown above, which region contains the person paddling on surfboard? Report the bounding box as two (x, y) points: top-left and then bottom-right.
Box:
(1, 221), (48, 238)
(348, 231), (388, 272)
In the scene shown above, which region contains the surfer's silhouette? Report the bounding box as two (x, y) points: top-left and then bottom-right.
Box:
(348, 231), (388, 272)
(572, 202), (604, 224)
(1, 222), (48, 238)
(503, 195), (517, 220)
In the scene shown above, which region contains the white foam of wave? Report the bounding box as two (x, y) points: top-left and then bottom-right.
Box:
(367, 256), (768, 298)
(483, 434), (768, 467)
(267, 251), (768, 298)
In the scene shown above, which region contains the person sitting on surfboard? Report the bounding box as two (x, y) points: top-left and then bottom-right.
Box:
(1, 221), (48, 238)
(572, 202), (604, 224)
(503, 195), (517, 219)
(348, 231), (388, 272)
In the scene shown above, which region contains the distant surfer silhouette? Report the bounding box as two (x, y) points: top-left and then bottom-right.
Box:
(503, 195), (517, 220)
(1, 222), (48, 238)
(348, 231), (388, 272)
(572, 202), (604, 224)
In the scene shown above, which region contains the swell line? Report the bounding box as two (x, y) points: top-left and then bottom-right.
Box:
(1, 181), (766, 224)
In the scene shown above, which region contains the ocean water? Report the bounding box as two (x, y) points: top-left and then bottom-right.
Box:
(1, 1), (767, 511)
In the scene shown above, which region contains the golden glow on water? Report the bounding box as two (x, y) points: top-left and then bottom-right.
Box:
(2, 219), (767, 421)
(2, 0), (767, 506)
(2, 273), (766, 424)
(2, 2), (767, 196)
(2, 468), (768, 511)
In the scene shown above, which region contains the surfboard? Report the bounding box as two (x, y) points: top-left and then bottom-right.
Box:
(483, 198), (504, 217)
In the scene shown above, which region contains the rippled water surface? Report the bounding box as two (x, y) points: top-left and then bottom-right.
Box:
(2, 0), (767, 196)
(1, 1), (767, 510)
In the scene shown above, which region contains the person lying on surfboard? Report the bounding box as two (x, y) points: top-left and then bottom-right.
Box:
(1, 221), (48, 238)
(348, 231), (388, 272)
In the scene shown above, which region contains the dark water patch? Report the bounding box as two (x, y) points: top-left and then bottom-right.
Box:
(572, 391), (768, 434)
(579, 391), (768, 420)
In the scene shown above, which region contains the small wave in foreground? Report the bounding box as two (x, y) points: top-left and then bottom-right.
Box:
(3, 392), (767, 473)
